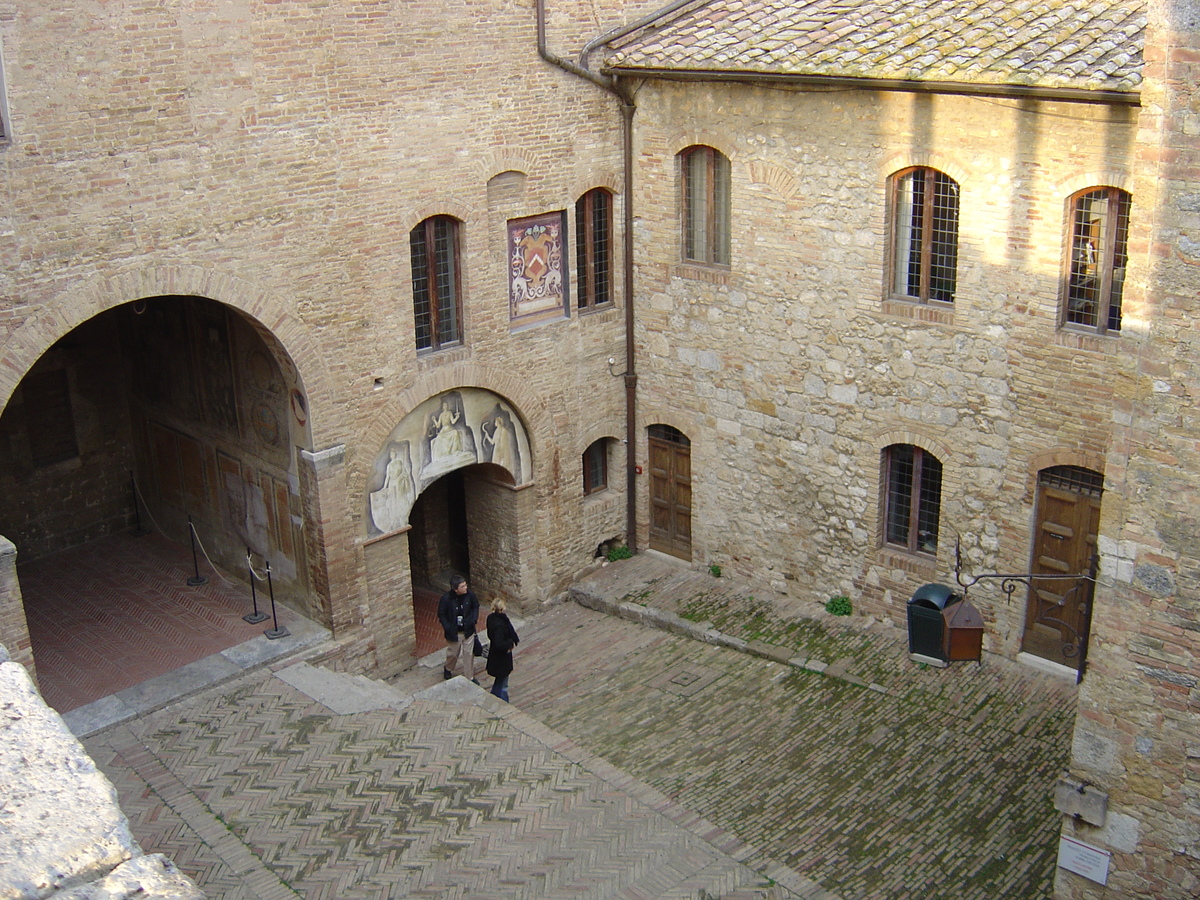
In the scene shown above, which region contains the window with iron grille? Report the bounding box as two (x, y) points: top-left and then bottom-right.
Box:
(583, 439), (608, 494)
(681, 146), (731, 266)
(1064, 187), (1130, 334)
(891, 167), (959, 303)
(884, 444), (942, 555)
(576, 188), (613, 311)
(410, 216), (462, 352)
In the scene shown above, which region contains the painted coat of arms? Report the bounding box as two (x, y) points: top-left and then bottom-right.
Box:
(508, 211), (568, 323)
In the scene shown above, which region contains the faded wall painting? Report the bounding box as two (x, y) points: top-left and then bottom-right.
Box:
(508, 210), (568, 325)
(367, 388), (531, 536)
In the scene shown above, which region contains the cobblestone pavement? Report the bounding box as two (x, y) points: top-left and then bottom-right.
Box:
(80, 555), (1077, 900)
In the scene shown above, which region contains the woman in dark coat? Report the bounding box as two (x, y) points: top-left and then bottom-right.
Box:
(485, 597), (520, 702)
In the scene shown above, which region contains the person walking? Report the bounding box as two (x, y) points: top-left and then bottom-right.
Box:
(485, 596), (520, 702)
(437, 575), (479, 683)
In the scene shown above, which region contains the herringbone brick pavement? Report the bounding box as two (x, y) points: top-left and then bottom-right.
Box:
(78, 555), (1075, 900)
(84, 666), (791, 900)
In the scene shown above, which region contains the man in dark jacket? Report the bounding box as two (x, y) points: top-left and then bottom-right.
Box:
(437, 574), (479, 682)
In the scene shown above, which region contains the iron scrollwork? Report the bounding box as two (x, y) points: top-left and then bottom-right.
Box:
(953, 538), (1096, 660)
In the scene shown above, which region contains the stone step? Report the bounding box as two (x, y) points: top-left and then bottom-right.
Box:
(273, 661), (412, 714)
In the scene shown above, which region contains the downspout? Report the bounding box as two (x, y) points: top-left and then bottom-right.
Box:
(536, 0), (640, 552)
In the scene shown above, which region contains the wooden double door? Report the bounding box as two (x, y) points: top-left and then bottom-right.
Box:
(1022, 466), (1103, 669)
(648, 425), (692, 561)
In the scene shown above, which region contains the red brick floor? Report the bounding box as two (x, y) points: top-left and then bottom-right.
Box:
(412, 586), (444, 659)
(19, 531), (273, 714)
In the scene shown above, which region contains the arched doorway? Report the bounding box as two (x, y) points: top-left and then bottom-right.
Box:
(648, 424), (692, 560)
(0, 295), (311, 711)
(363, 388), (534, 661)
(1022, 465), (1103, 669)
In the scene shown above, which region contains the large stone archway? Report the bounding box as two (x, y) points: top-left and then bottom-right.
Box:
(0, 267), (351, 682)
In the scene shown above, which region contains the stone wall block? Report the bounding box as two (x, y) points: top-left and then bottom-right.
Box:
(0, 660), (136, 899)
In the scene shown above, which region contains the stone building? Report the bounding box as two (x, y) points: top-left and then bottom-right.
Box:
(0, 0), (1196, 897)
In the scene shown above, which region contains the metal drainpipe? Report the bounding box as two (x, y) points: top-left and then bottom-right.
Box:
(536, 0), (639, 552)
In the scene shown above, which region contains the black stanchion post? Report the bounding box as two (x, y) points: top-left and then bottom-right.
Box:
(243, 547), (268, 624)
(263, 560), (290, 640)
(129, 471), (149, 537)
(186, 515), (207, 586)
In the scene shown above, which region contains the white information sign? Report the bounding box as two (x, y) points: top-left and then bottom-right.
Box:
(1057, 835), (1111, 885)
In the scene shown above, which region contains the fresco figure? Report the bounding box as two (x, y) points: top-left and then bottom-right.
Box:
(370, 441), (416, 534)
(481, 405), (521, 479)
(429, 399), (464, 460)
(418, 391), (477, 488)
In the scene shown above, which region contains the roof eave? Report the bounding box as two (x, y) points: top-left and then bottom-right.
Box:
(602, 65), (1142, 106)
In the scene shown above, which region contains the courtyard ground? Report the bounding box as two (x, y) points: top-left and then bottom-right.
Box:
(80, 553), (1077, 899)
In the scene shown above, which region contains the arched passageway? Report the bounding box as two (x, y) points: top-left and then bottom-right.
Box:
(0, 295), (316, 712)
(361, 388), (537, 662)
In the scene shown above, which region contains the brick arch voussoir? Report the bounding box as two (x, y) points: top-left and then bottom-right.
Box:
(402, 199), (476, 234)
(670, 131), (738, 164)
(1054, 171), (1133, 201)
(0, 265), (335, 444)
(880, 151), (971, 191)
(640, 409), (700, 447)
(567, 171), (622, 202)
(872, 428), (956, 466)
(1024, 447), (1108, 499)
(478, 149), (537, 184)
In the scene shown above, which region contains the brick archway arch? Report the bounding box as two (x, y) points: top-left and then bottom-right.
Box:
(0, 265), (336, 444)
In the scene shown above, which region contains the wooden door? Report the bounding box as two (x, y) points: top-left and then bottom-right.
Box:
(1022, 468), (1102, 668)
(648, 426), (692, 560)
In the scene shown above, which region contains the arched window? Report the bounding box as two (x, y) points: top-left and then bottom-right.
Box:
(582, 438), (609, 494)
(410, 215), (462, 352)
(890, 167), (959, 303)
(1064, 186), (1131, 334)
(883, 444), (943, 555)
(680, 146), (731, 266)
(576, 188), (613, 311)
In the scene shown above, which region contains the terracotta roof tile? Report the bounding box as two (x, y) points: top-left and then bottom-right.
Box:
(603, 0), (1144, 93)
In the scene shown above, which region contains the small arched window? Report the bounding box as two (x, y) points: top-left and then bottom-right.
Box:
(1063, 186), (1131, 334)
(410, 215), (463, 352)
(883, 444), (943, 555)
(582, 438), (609, 494)
(680, 146), (731, 266)
(890, 167), (959, 303)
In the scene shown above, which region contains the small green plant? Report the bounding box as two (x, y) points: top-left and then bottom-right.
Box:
(708, 563), (722, 577)
(825, 595), (852, 616)
(606, 544), (632, 562)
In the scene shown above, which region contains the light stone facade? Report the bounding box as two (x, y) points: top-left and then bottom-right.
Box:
(0, 0), (1197, 897)
(630, 82), (1135, 659)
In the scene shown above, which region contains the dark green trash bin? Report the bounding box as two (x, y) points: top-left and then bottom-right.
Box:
(907, 583), (961, 666)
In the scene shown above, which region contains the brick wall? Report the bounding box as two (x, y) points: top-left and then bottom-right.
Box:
(0, 0), (639, 673)
(1056, 1), (1200, 896)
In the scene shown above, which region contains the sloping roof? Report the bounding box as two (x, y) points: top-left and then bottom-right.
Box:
(601, 0), (1144, 94)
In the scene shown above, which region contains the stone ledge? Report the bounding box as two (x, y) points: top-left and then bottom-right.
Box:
(0, 655), (206, 900)
(571, 587), (889, 694)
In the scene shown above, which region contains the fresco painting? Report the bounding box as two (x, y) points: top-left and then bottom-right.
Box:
(366, 388), (531, 536)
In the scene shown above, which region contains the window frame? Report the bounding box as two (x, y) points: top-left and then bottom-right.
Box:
(888, 166), (960, 305)
(410, 215), (463, 353)
(576, 188), (614, 311)
(1062, 186), (1131, 335)
(681, 145), (731, 267)
(582, 439), (609, 495)
(883, 444), (943, 556)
